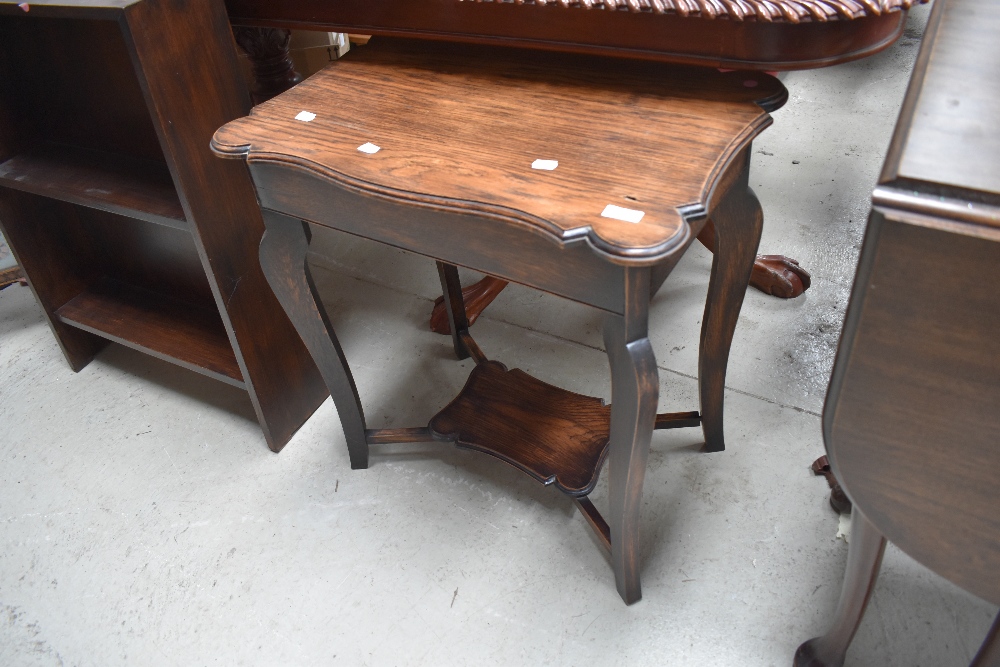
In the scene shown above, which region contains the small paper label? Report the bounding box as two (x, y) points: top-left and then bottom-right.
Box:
(357, 142), (381, 154)
(601, 204), (645, 223)
(294, 111), (316, 122)
(531, 159), (558, 171)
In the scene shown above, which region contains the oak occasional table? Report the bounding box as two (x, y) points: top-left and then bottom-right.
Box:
(213, 37), (786, 604)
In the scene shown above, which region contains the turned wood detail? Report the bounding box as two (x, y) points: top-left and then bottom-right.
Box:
(232, 26), (303, 104)
(457, 0), (926, 23)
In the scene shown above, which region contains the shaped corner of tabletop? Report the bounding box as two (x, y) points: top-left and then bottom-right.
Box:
(209, 38), (781, 265)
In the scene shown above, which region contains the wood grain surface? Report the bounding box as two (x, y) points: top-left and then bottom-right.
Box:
(213, 37), (782, 264)
(429, 360), (612, 496)
(882, 0), (1000, 198)
(0, 143), (186, 230)
(224, 0), (914, 71)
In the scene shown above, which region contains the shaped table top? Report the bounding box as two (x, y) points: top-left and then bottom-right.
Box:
(213, 38), (785, 264)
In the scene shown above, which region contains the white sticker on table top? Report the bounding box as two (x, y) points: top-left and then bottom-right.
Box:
(294, 110), (316, 122)
(531, 159), (558, 171)
(601, 204), (645, 223)
(357, 142), (381, 154)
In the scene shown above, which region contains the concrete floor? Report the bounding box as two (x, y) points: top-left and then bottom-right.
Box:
(2, 5), (997, 665)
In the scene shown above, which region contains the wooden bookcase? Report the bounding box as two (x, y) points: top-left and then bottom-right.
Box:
(0, 0), (328, 451)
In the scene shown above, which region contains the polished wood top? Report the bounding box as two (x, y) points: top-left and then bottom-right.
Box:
(212, 38), (784, 264)
(882, 0), (1000, 203)
(225, 0), (922, 70)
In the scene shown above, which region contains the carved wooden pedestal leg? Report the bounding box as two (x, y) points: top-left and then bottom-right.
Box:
(794, 509), (887, 667)
(698, 154), (764, 452)
(604, 267), (658, 605)
(259, 210), (369, 469)
(232, 27), (303, 105)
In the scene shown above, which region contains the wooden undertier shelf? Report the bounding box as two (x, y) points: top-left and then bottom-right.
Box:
(429, 361), (611, 496)
(55, 278), (244, 388)
(0, 143), (186, 230)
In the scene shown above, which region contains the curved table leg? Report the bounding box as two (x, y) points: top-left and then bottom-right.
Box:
(604, 268), (658, 605)
(972, 613), (1000, 667)
(429, 275), (508, 335)
(698, 159), (764, 453)
(259, 209), (369, 469)
(794, 509), (887, 667)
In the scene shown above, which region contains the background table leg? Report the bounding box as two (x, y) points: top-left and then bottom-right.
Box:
(794, 509), (888, 667)
(698, 153), (764, 453)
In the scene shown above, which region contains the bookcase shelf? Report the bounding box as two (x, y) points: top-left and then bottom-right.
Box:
(0, 1), (327, 451)
(0, 143), (187, 231)
(56, 277), (244, 387)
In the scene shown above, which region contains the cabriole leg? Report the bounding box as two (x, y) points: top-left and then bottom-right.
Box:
(259, 209), (369, 469)
(794, 509), (887, 667)
(698, 151), (764, 452)
(604, 267), (658, 605)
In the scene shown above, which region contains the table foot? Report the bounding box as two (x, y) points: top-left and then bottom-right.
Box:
(750, 254), (811, 298)
(0, 265), (27, 291)
(812, 455), (853, 514)
(430, 275), (508, 335)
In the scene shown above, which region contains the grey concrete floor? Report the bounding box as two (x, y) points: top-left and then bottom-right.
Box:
(2, 5), (997, 665)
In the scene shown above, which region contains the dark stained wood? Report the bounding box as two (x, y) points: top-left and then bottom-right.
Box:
(232, 27), (303, 104)
(121, 0), (328, 451)
(225, 0), (918, 71)
(259, 208), (369, 468)
(794, 510), (887, 667)
(365, 427), (437, 445)
(0, 265), (26, 290)
(429, 275), (507, 335)
(798, 0), (1000, 662)
(654, 411), (702, 430)
(214, 38), (781, 264)
(603, 266), (659, 604)
(574, 496), (612, 554)
(217, 36), (776, 604)
(0, 0), (328, 452)
(248, 159), (630, 314)
(227, 0), (927, 332)
(0, 194), (108, 370)
(749, 254), (811, 298)
(430, 360), (612, 496)
(436, 261), (471, 361)
(698, 147), (763, 452)
(56, 277), (244, 387)
(881, 0), (1000, 199)
(0, 143), (186, 230)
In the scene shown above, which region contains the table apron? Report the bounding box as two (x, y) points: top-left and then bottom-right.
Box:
(251, 161), (636, 315)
